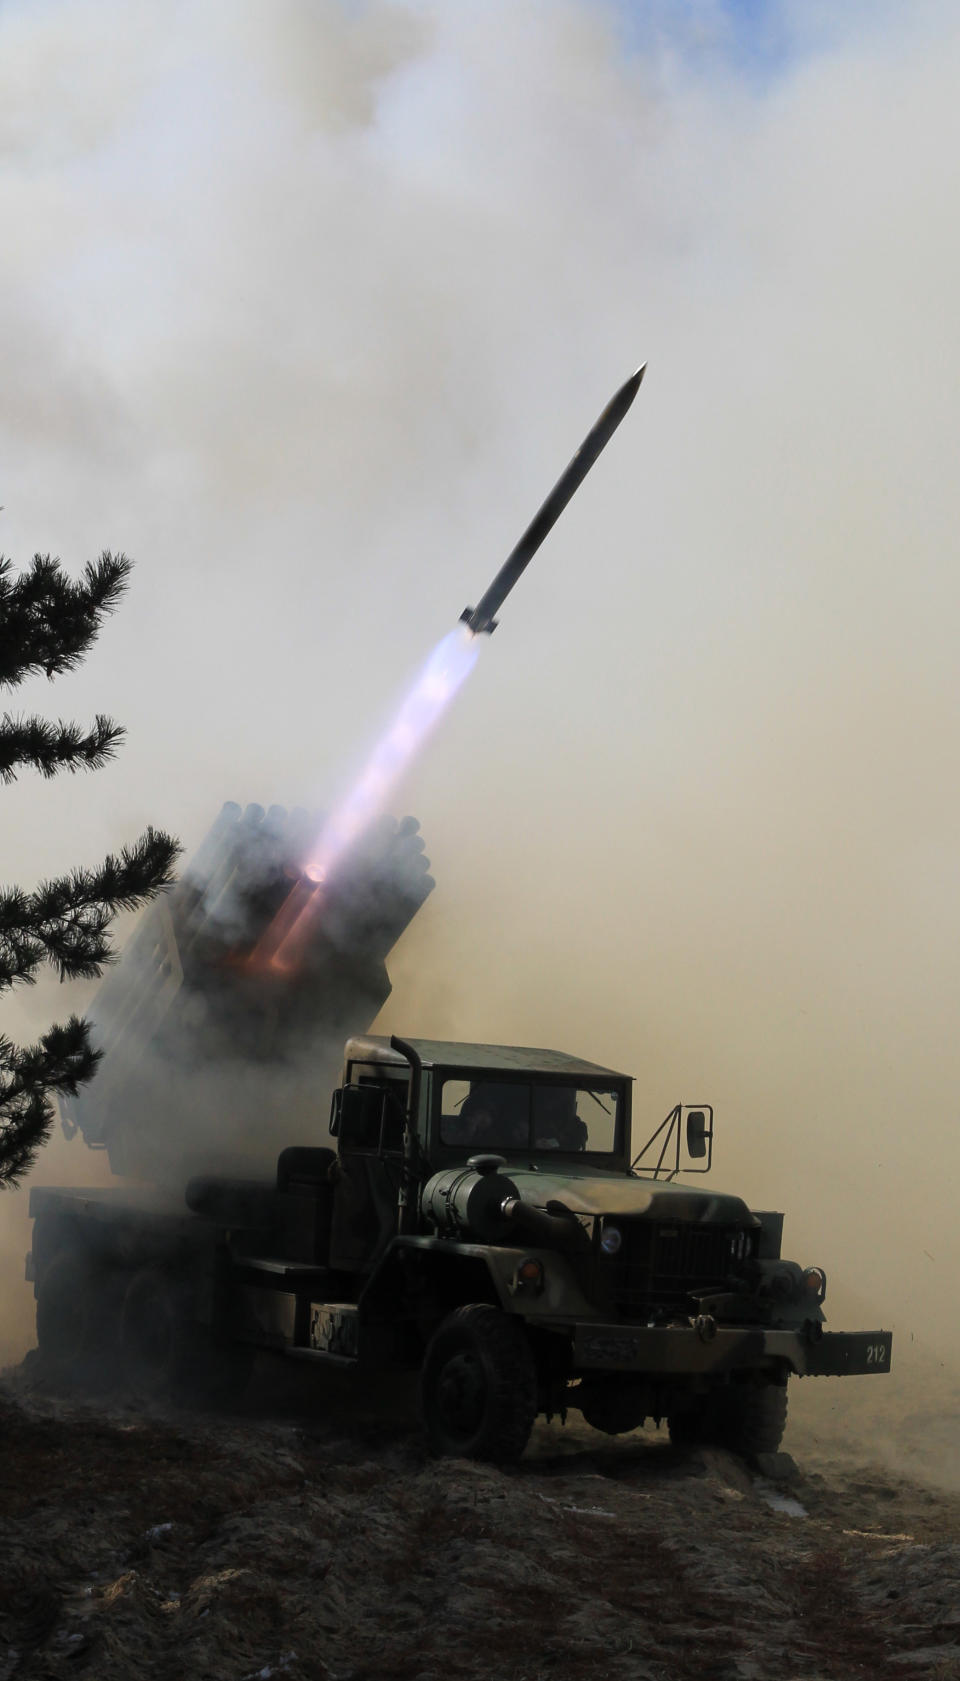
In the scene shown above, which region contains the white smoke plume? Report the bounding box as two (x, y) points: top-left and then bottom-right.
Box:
(1, 0), (960, 1398)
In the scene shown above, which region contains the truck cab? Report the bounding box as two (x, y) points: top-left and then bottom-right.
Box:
(326, 1034), (632, 1264)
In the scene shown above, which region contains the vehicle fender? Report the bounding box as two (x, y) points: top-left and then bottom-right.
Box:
(360, 1236), (601, 1327)
(752, 1211), (784, 1259)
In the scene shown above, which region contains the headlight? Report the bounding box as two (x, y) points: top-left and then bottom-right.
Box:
(511, 1256), (545, 1295)
(802, 1266), (827, 1303)
(600, 1224), (622, 1256)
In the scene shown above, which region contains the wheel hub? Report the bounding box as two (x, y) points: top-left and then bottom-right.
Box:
(436, 1351), (486, 1438)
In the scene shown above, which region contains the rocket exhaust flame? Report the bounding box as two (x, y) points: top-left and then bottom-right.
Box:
(257, 625), (480, 967)
(256, 365), (644, 971)
(301, 624), (479, 884)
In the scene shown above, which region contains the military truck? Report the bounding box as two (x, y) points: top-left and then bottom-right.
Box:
(28, 1031), (892, 1462)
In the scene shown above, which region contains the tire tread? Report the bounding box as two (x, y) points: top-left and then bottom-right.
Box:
(421, 1303), (537, 1463)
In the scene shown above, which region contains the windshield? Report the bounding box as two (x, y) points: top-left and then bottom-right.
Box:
(439, 1077), (620, 1155)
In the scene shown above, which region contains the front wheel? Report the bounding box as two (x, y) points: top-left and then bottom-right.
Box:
(420, 1304), (537, 1463)
(721, 1379), (788, 1457)
(668, 1379), (788, 1458)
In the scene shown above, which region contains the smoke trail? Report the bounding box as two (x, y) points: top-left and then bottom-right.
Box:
(258, 623), (480, 967)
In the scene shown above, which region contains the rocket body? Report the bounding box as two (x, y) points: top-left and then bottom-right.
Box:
(461, 364), (645, 635)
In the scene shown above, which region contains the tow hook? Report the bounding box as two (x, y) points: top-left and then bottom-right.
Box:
(695, 1313), (718, 1342)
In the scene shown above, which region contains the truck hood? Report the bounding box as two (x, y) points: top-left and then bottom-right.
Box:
(507, 1168), (756, 1227)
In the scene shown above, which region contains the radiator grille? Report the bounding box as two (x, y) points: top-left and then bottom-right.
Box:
(607, 1218), (756, 1314)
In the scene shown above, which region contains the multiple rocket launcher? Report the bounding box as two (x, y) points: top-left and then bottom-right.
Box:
(62, 802), (435, 1179)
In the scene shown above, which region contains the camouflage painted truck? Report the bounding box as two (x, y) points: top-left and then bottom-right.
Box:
(29, 1012), (893, 1462)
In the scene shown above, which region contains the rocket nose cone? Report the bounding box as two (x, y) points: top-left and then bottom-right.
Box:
(623, 364), (647, 402)
(602, 364), (647, 431)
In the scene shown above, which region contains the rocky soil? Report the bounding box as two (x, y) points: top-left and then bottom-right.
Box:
(1, 1361), (959, 1681)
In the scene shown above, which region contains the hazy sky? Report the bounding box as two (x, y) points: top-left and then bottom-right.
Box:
(2, 0), (960, 1363)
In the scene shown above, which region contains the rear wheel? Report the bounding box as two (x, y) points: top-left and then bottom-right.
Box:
(118, 1268), (250, 1407)
(420, 1304), (537, 1463)
(667, 1396), (717, 1449)
(578, 1380), (648, 1436)
(35, 1249), (123, 1392)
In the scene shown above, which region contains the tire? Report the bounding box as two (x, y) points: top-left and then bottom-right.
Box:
(118, 1268), (251, 1407)
(668, 1380), (788, 1457)
(578, 1380), (648, 1436)
(35, 1249), (123, 1392)
(719, 1379), (788, 1457)
(420, 1304), (537, 1463)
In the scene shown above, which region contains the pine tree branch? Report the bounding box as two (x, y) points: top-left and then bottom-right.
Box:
(0, 544), (180, 1186)
(0, 551), (133, 687)
(0, 827), (182, 988)
(0, 1016), (99, 1187)
(0, 713), (125, 782)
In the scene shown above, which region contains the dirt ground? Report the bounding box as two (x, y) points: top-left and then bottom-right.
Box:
(1, 1357), (958, 1681)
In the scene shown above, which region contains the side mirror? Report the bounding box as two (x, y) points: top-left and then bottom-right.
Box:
(632, 1102), (714, 1179)
(684, 1106), (712, 1162)
(331, 1084), (406, 1152)
(337, 1085), (386, 1150)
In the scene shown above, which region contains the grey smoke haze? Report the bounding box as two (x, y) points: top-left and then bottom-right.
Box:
(1, 0), (959, 1378)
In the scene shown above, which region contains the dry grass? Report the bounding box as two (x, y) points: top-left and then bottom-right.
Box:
(0, 1379), (959, 1680)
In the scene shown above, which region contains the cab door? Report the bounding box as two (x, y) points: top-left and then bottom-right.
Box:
(328, 1075), (408, 1271)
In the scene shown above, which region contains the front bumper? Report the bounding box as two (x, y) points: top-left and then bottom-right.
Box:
(572, 1322), (892, 1378)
